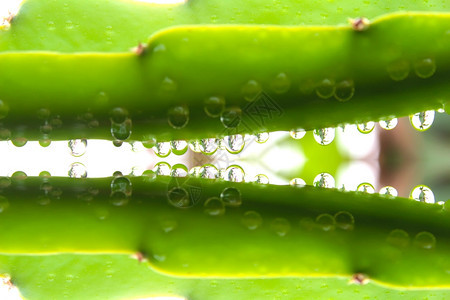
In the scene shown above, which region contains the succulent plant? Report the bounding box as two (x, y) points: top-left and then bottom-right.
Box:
(0, 0), (449, 299)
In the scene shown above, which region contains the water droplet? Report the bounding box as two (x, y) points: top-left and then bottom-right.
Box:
(154, 142), (171, 157)
(109, 107), (128, 124)
(0, 128), (11, 140)
(387, 59), (410, 81)
(153, 43), (166, 53)
(142, 136), (157, 149)
(142, 170), (156, 182)
(313, 173), (335, 188)
(0, 196), (9, 213)
(316, 214), (335, 231)
(299, 79), (315, 95)
(334, 80), (354, 102)
(290, 128), (306, 140)
(111, 176), (132, 197)
(270, 218), (290, 236)
(65, 20), (73, 30)
(271, 72), (291, 94)
(410, 110), (435, 131)
(171, 164), (188, 177)
(199, 138), (219, 155)
(189, 140), (202, 152)
(379, 118), (398, 130)
(299, 217), (315, 231)
(414, 58), (436, 79)
(167, 186), (190, 208)
(47, 21), (56, 30)
(220, 187), (241, 207)
(334, 211), (354, 230)
(170, 140), (188, 155)
(160, 76), (177, 93)
(50, 116), (63, 128)
(189, 166), (201, 177)
(40, 182), (52, 193)
(154, 162), (171, 176)
(47, 274), (56, 282)
(204, 197), (225, 216)
(387, 229), (410, 248)
(39, 139), (51, 147)
(254, 174), (269, 184)
(168, 105), (189, 129)
(357, 183), (375, 193)
(357, 122), (375, 134)
(410, 185), (435, 204)
(413, 231), (436, 250)
(39, 123), (52, 135)
(11, 171), (27, 181)
(316, 79), (335, 99)
(379, 186), (398, 197)
(109, 191), (129, 206)
(68, 163), (87, 178)
(111, 118), (132, 140)
(68, 139), (87, 157)
(11, 137), (27, 147)
(0, 100), (9, 119)
(242, 211), (262, 230)
(255, 132), (269, 143)
(224, 165), (245, 182)
(112, 140), (123, 147)
(39, 171), (51, 178)
(313, 128), (335, 145)
(36, 195), (51, 206)
(95, 91), (109, 106)
(0, 177), (11, 188)
(220, 106), (243, 130)
(223, 134), (245, 154)
(37, 108), (51, 120)
(242, 80), (262, 101)
(204, 96), (225, 117)
(200, 165), (219, 179)
(95, 207), (110, 220)
(290, 178), (306, 187)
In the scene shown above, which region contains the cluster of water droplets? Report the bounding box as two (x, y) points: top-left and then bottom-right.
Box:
(387, 229), (436, 250)
(110, 173), (132, 206)
(110, 107), (132, 142)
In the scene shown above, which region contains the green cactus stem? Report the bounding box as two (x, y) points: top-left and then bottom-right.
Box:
(0, 176), (449, 289)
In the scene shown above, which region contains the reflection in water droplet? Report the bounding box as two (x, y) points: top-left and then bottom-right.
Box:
(112, 140), (123, 147)
(290, 128), (306, 140)
(168, 187), (190, 208)
(271, 72), (291, 94)
(316, 79), (335, 99)
(111, 176), (132, 197)
(39, 171), (51, 178)
(357, 122), (375, 134)
(109, 191), (129, 206)
(387, 59), (410, 81)
(225, 165), (245, 182)
(379, 118), (398, 130)
(111, 118), (132, 141)
(334, 211), (354, 230)
(313, 173), (335, 188)
(204, 96), (225, 117)
(200, 165), (219, 179)
(204, 197), (225, 216)
(109, 107), (128, 124)
(255, 132), (269, 143)
(413, 231), (436, 250)
(154, 162), (171, 176)
(68, 139), (87, 157)
(254, 174), (269, 184)
(154, 142), (171, 157)
(410, 185), (435, 204)
(357, 183), (375, 193)
(11, 171), (27, 181)
(316, 214), (335, 231)
(39, 139), (51, 147)
(68, 163), (87, 178)
(168, 105), (189, 129)
(387, 229), (410, 248)
(414, 58), (436, 79)
(242, 211), (262, 230)
(0, 196), (9, 213)
(271, 218), (290, 236)
(379, 186), (398, 198)
(142, 137), (157, 149)
(220, 107), (242, 128)
(189, 140), (201, 152)
(200, 138), (219, 155)
(170, 140), (188, 155)
(334, 80), (354, 102)
(220, 187), (241, 207)
(290, 178), (306, 187)
(223, 134), (245, 154)
(313, 128), (335, 145)
(242, 80), (262, 101)
(410, 110), (435, 132)
(11, 137), (27, 147)
(171, 164), (188, 177)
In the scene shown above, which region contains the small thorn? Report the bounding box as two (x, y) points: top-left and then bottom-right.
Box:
(132, 251), (147, 263)
(1, 11), (14, 28)
(133, 43), (147, 56)
(349, 17), (370, 31)
(349, 273), (369, 285)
